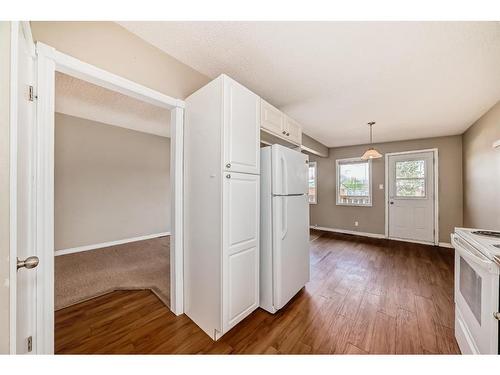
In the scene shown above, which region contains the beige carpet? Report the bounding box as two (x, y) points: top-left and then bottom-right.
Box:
(55, 236), (170, 310)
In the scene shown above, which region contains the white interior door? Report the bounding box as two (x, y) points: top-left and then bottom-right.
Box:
(388, 151), (435, 244)
(13, 21), (38, 354)
(223, 76), (260, 175)
(272, 195), (310, 310)
(222, 172), (259, 334)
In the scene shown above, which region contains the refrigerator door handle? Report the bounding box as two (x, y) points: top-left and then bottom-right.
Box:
(281, 153), (288, 195)
(281, 196), (288, 240)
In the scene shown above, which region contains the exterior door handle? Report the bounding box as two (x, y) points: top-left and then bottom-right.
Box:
(17, 256), (39, 270)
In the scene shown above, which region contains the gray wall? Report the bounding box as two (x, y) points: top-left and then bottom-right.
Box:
(55, 113), (170, 250)
(310, 135), (463, 243)
(0, 21), (11, 354)
(463, 101), (500, 230)
(302, 133), (329, 157)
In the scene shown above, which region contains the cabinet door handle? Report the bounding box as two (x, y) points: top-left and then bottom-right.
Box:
(226, 163), (231, 169)
(226, 174), (231, 179)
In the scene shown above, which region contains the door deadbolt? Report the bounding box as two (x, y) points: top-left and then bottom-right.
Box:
(17, 256), (39, 270)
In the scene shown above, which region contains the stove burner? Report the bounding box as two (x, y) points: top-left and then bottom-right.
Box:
(472, 230), (500, 239)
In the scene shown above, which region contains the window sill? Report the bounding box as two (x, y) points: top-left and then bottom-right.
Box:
(336, 202), (372, 207)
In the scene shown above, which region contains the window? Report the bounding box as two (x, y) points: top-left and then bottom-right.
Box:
(395, 160), (426, 197)
(308, 161), (317, 204)
(336, 158), (372, 206)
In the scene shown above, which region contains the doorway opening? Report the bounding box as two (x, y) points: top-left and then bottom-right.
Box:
(53, 72), (172, 311)
(385, 149), (439, 245)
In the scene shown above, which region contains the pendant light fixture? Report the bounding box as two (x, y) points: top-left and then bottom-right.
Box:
(361, 121), (383, 160)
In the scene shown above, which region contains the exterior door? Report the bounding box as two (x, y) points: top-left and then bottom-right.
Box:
(222, 172), (259, 334)
(388, 151), (435, 244)
(13, 21), (38, 354)
(223, 76), (260, 175)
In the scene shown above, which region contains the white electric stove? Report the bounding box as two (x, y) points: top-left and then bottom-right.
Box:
(452, 228), (500, 354)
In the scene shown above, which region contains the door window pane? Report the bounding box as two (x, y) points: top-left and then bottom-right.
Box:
(395, 160), (426, 197)
(396, 179), (425, 197)
(396, 160), (425, 178)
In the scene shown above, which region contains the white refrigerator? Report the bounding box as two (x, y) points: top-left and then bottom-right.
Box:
(260, 144), (310, 313)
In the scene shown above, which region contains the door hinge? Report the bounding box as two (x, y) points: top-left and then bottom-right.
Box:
(28, 85), (37, 101)
(27, 336), (32, 352)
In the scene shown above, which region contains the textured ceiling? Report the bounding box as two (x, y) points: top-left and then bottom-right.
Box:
(119, 21), (500, 147)
(56, 72), (171, 137)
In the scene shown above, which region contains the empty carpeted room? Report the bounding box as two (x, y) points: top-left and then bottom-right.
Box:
(53, 72), (173, 315)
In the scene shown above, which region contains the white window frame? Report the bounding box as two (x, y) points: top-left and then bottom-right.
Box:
(336, 157), (372, 207)
(308, 161), (318, 204)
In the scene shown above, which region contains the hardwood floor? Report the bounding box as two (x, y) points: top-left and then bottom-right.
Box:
(55, 231), (460, 354)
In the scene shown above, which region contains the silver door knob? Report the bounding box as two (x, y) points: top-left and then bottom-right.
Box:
(226, 163), (231, 169)
(226, 174), (231, 179)
(494, 312), (500, 321)
(390, 201), (394, 205)
(17, 256), (39, 270)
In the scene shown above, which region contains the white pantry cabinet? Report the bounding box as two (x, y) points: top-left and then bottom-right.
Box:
(184, 74), (260, 340)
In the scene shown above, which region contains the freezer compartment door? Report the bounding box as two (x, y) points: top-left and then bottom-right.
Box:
(272, 144), (308, 195)
(272, 195), (310, 310)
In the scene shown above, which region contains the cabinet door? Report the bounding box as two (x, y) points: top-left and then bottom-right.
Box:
(260, 99), (285, 136)
(223, 76), (260, 174)
(284, 116), (302, 145)
(222, 172), (259, 334)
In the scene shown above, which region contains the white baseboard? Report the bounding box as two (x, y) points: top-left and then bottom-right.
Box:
(438, 242), (453, 249)
(54, 232), (171, 256)
(311, 225), (454, 249)
(310, 225), (386, 239)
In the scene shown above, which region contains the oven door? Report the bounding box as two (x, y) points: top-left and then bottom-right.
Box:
(452, 234), (499, 354)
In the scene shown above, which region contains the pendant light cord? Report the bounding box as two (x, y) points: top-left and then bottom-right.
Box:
(368, 121), (375, 145)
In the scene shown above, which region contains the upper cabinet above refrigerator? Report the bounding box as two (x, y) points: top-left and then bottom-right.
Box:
(223, 77), (260, 175)
(260, 99), (303, 146)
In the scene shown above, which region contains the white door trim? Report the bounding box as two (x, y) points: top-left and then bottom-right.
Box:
(384, 148), (439, 246)
(30, 42), (185, 353)
(9, 20), (37, 355)
(9, 21), (20, 355)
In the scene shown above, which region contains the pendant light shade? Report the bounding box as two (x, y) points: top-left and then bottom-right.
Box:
(361, 147), (383, 160)
(361, 122), (383, 160)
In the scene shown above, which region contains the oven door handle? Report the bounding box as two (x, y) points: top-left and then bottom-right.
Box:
(451, 234), (493, 267)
